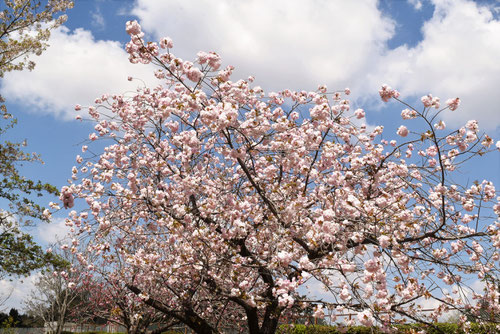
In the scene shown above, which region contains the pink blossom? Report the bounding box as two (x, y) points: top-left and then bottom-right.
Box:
(186, 67), (203, 82)
(313, 305), (324, 319)
(364, 285), (373, 298)
(458, 141), (468, 152)
(426, 145), (438, 157)
(354, 108), (365, 119)
(60, 186), (74, 209)
(364, 259), (379, 273)
(339, 287), (351, 301)
(421, 94), (440, 109)
(397, 125), (409, 137)
(159, 37), (174, 49)
(125, 20), (142, 36)
(357, 309), (375, 327)
(472, 241), (484, 254)
(42, 208), (51, 219)
(434, 120), (446, 130)
(465, 120), (479, 132)
(463, 199), (474, 211)
(378, 235), (390, 248)
(317, 85), (327, 93)
(446, 97), (460, 111)
(277, 251), (293, 266)
(197, 51), (221, 70)
(481, 135), (493, 147)
(379, 84), (399, 102)
(401, 108), (417, 119)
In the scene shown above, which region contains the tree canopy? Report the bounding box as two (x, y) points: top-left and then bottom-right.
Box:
(61, 20), (500, 334)
(0, 0), (72, 278)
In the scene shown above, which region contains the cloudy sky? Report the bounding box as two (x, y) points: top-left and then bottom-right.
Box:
(1, 0), (500, 311)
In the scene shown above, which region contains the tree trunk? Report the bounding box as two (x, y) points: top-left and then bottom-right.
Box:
(258, 318), (279, 334)
(55, 304), (67, 334)
(55, 318), (63, 334)
(245, 305), (280, 334)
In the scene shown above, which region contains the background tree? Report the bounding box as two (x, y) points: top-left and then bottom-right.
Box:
(24, 244), (82, 334)
(71, 244), (178, 334)
(0, 0), (72, 79)
(74, 271), (178, 334)
(63, 21), (500, 334)
(0, 0), (73, 279)
(0, 284), (12, 308)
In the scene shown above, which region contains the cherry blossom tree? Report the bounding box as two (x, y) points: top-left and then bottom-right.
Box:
(73, 253), (178, 334)
(62, 20), (500, 334)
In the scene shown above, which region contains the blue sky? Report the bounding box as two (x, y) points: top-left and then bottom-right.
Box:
(1, 0), (500, 311)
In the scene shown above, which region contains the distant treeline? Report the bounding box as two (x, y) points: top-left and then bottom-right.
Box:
(0, 308), (43, 328)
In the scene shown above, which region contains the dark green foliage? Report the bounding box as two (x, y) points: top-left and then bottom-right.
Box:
(345, 326), (376, 334)
(277, 324), (379, 334)
(396, 322), (499, 334)
(0, 311), (10, 327)
(277, 324), (339, 334)
(277, 323), (499, 334)
(0, 308), (44, 328)
(0, 119), (60, 278)
(8, 308), (19, 324)
(70, 332), (116, 334)
(0, 0), (71, 280)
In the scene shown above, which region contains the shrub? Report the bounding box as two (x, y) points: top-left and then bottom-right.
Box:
(277, 323), (499, 334)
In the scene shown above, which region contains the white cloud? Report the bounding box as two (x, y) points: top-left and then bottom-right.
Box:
(91, 7), (106, 30)
(132, 0), (395, 95)
(36, 217), (71, 244)
(132, 0), (500, 130)
(3, 0), (499, 132)
(408, 0), (423, 11)
(0, 26), (158, 120)
(0, 273), (40, 312)
(364, 0), (500, 130)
